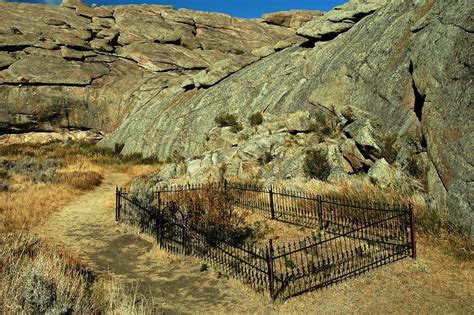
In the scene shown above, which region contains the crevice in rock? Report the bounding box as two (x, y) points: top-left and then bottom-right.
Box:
(182, 81), (195, 91)
(300, 10), (377, 46)
(420, 134), (427, 149)
(299, 37), (317, 48)
(409, 61), (425, 122)
(0, 45), (30, 52)
(0, 126), (95, 135)
(0, 64), (12, 71)
(288, 129), (313, 135)
(1, 82), (92, 87)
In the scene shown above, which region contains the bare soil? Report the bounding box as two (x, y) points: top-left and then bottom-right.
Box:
(35, 170), (276, 314)
(35, 170), (474, 314)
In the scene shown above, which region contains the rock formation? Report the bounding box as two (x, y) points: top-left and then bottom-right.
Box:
(0, 0), (472, 234)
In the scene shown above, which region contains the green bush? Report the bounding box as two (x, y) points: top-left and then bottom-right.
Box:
(248, 112), (263, 126)
(303, 149), (331, 181)
(311, 112), (337, 138)
(230, 122), (243, 134)
(215, 112), (239, 128)
(114, 143), (125, 154)
(0, 167), (9, 179)
(406, 155), (426, 179)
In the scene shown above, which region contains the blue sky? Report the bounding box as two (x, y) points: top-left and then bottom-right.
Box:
(6, 0), (348, 18)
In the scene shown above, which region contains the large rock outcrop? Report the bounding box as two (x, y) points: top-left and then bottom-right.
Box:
(0, 0), (472, 233)
(0, 0), (304, 134)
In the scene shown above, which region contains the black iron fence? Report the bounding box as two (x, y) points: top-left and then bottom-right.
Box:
(115, 181), (416, 300)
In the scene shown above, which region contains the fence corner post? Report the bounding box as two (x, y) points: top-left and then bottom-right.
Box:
(409, 203), (416, 259)
(267, 239), (276, 301)
(269, 186), (275, 220)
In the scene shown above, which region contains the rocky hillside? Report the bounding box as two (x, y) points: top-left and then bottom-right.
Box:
(0, 0), (472, 234)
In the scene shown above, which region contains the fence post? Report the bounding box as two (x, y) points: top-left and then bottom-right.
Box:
(267, 239), (276, 301)
(317, 195), (323, 230)
(155, 206), (160, 244)
(115, 186), (119, 222)
(409, 203), (416, 259)
(159, 209), (165, 249)
(157, 191), (161, 209)
(269, 186), (275, 220)
(224, 179), (228, 192)
(118, 187), (122, 222)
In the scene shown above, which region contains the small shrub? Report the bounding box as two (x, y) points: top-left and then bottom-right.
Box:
(60, 171), (103, 190)
(214, 112), (239, 128)
(248, 112), (263, 126)
(0, 167), (9, 179)
(0, 178), (9, 191)
(247, 221), (273, 243)
(21, 270), (58, 313)
(114, 143), (125, 154)
(311, 112), (338, 138)
(200, 263), (208, 272)
(166, 150), (185, 164)
(303, 149), (331, 181)
(176, 186), (249, 244)
(8, 157), (63, 183)
(230, 122), (243, 134)
(0, 168), (9, 190)
(406, 155), (426, 179)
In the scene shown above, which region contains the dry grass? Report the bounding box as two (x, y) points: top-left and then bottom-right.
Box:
(161, 186), (250, 244)
(0, 143), (162, 313)
(280, 236), (473, 314)
(0, 180), (77, 232)
(0, 143), (161, 232)
(243, 211), (314, 247)
(0, 232), (153, 314)
(60, 171), (103, 190)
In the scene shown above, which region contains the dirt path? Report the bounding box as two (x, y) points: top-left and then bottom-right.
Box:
(34, 170), (474, 314)
(35, 170), (275, 314)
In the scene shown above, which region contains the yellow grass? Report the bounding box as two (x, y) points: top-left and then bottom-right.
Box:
(280, 236), (474, 314)
(0, 233), (153, 314)
(0, 181), (77, 232)
(0, 142), (161, 313)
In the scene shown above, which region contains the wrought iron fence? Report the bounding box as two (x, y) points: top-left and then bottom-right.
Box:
(115, 181), (416, 300)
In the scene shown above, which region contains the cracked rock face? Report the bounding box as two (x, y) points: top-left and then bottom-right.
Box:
(0, 0), (305, 134)
(0, 0), (472, 233)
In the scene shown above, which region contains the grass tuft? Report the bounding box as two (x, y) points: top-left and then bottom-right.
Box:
(248, 112), (263, 126)
(303, 149), (330, 181)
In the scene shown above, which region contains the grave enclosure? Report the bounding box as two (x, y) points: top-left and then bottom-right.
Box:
(116, 181), (416, 300)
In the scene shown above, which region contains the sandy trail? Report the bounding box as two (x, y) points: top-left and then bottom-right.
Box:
(34, 169), (473, 314)
(35, 170), (274, 314)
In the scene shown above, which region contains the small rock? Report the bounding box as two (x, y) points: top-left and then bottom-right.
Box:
(368, 158), (394, 188)
(186, 159), (202, 177)
(340, 139), (366, 171)
(344, 119), (381, 160)
(285, 111), (314, 133)
(158, 164), (177, 181)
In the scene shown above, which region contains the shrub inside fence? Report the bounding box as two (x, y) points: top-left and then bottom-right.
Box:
(115, 182), (415, 300)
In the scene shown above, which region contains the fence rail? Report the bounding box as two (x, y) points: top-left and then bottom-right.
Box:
(115, 181), (415, 300)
